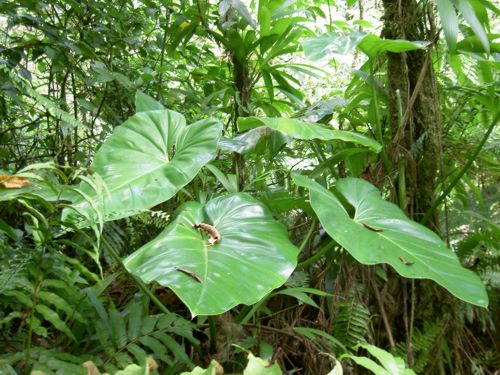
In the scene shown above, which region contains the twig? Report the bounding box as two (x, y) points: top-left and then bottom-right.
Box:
(298, 218), (317, 253)
(297, 240), (335, 269)
(391, 48), (431, 149)
(372, 280), (395, 348)
(288, 219), (310, 231)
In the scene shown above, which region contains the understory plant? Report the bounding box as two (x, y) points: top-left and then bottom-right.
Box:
(1, 0), (498, 374)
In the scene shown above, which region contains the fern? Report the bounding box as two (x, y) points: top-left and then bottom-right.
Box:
(101, 222), (128, 263)
(456, 233), (483, 259)
(86, 295), (198, 373)
(409, 131), (427, 159)
(285, 270), (310, 288)
(332, 296), (371, 349)
(481, 266), (500, 289)
(124, 210), (171, 249)
(0, 244), (34, 294)
(0, 347), (97, 375)
(138, 210), (171, 230)
(27, 87), (86, 130)
(0, 248), (97, 343)
(393, 320), (445, 374)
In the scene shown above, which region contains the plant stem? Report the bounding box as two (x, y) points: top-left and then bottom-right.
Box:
(372, 279), (395, 348)
(208, 316), (217, 353)
(297, 240), (335, 269)
(25, 247), (45, 374)
(102, 238), (170, 315)
(298, 218), (317, 253)
(370, 61), (391, 173)
(420, 110), (499, 225)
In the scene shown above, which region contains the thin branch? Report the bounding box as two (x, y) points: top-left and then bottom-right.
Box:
(391, 47), (431, 149)
(372, 280), (395, 348)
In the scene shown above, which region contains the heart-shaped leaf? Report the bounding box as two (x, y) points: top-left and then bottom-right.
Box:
(293, 174), (488, 307)
(135, 91), (165, 112)
(124, 194), (299, 316)
(238, 117), (381, 152)
(64, 105), (222, 224)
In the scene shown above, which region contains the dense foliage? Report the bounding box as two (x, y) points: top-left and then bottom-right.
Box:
(0, 0), (498, 374)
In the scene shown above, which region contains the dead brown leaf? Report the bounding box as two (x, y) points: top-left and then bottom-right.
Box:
(0, 175), (31, 189)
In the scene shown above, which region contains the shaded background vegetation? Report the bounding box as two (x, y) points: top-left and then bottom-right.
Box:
(0, 0), (499, 374)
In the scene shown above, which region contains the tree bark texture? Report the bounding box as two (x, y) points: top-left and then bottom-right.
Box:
(382, 0), (441, 228)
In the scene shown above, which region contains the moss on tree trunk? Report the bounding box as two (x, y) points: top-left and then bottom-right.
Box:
(382, 0), (441, 228)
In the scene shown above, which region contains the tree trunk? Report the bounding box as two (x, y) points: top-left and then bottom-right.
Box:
(382, 0), (441, 229)
(232, 53), (251, 190)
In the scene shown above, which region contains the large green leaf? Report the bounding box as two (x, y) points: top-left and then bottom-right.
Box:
(238, 117), (381, 152)
(293, 174), (488, 307)
(244, 352), (282, 374)
(455, 0), (490, 53)
(357, 34), (430, 58)
(302, 31), (365, 61)
(64, 106), (222, 224)
(302, 32), (429, 61)
(135, 91), (165, 112)
(437, 0), (459, 51)
(124, 194), (299, 316)
(218, 126), (288, 156)
(343, 343), (416, 375)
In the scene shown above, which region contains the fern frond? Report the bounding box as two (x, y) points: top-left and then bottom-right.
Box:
(409, 131), (427, 159)
(394, 320), (446, 373)
(481, 266), (500, 289)
(0, 245), (34, 294)
(332, 296), (371, 348)
(285, 270), (310, 288)
(0, 347), (98, 374)
(0, 248), (98, 345)
(86, 297), (198, 373)
(141, 210), (171, 229)
(102, 222), (127, 257)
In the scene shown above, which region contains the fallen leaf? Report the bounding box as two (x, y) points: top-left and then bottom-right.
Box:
(0, 175), (31, 189)
(83, 361), (101, 375)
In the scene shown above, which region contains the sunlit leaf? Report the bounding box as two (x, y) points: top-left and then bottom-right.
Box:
(437, 0), (459, 51)
(357, 34), (430, 58)
(302, 31), (365, 61)
(124, 194), (298, 316)
(244, 352), (282, 374)
(64, 94), (222, 225)
(238, 117), (381, 152)
(342, 343), (416, 375)
(456, 0), (490, 52)
(135, 91), (165, 112)
(293, 174), (489, 307)
(303, 32), (429, 61)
